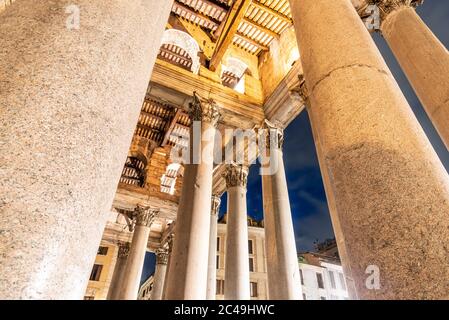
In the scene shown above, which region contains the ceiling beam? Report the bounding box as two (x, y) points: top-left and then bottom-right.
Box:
(136, 124), (163, 133)
(172, 1), (220, 30)
(235, 32), (269, 51)
(209, 0), (253, 71)
(162, 109), (183, 146)
(250, 1), (292, 24)
(196, 0), (229, 13)
(242, 17), (279, 39)
(159, 47), (193, 64)
(139, 110), (168, 123)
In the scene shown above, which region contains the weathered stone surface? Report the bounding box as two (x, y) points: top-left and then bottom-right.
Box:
(290, 0), (449, 299)
(0, 0), (172, 299)
(381, 6), (449, 149)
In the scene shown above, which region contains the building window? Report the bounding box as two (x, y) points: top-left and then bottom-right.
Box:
(316, 273), (324, 289)
(339, 273), (347, 291)
(250, 282), (258, 297)
(248, 239), (254, 254)
(217, 237), (220, 252)
(216, 279), (225, 295)
(302, 293), (307, 300)
(97, 246), (108, 256)
(320, 296), (327, 300)
(89, 264), (103, 281)
(329, 271), (336, 289)
(216, 255), (220, 269)
(249, 257), (254, 272)
(300, 269), (304, 285)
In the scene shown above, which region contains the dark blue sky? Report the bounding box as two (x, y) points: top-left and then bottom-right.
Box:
(141, 2), (449, 284)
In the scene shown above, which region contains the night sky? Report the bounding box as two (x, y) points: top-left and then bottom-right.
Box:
(141, 2), (449, 284)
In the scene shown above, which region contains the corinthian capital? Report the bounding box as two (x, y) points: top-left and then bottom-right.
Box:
(117, 241), (130, 258)
(260, 119), (284, 150)
(156, 248), (169, 265)
(368, 0), (423, 19)
(224, 163), (248, 189)
(189, 92), (221, 126)
(134, 205), (159, 227)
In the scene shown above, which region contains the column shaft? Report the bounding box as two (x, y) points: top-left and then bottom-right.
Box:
(381, 6), (449, 149)
(307, 107), (358, 299)
(161, 235), (174, 300)
(117, 208), (156, 300)
(107, 242), (130, 300)
(289, 0), (449, 299)
(165, 94), (220, 300)
(0, 0), (172, 299)
(206, 196), (221, 300)
(151, 250), (169, 300)
(261, 128), (302, 300)
(298, 78), (358, 298)
(224, 165), (250, 300)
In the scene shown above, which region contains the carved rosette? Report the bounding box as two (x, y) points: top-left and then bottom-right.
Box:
(367, 0), (423, 19)
(134, 205), (159, 228)
(156, 248), (169, 265)
(117, 241), (130, 258)
(260, 120), (284, 151)
(224, 164), (249, 189)
(211, 195), (222, 216)
(189, 91), (221, 127)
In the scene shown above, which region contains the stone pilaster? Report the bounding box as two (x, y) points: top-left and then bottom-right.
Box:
(206, 195), (221, 300)
(117, 207), (158, 300)
(289, 0), (449, 299)
(223, 164), (250, 300)
(0, 0), (173, 299)
(165, 94), (220, 300)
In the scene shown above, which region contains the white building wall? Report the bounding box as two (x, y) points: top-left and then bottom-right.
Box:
(299, 261), (349, 300)
(216, 223), (268, 300)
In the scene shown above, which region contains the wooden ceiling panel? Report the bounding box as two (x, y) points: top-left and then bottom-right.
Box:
(170, 0), (293, 60)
